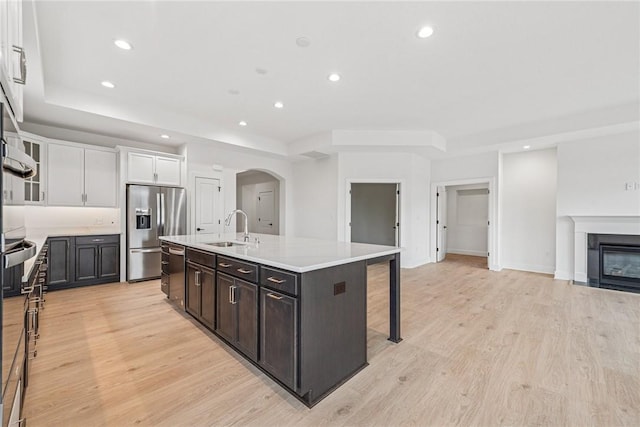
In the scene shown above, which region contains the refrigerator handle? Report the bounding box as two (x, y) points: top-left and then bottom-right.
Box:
(160, 192), (166, 236)
(156, 192), (162, 237)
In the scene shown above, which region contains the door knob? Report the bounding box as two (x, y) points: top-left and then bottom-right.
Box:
(196, 227), (204, 231)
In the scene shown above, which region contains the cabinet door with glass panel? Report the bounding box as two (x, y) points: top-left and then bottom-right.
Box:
(22, 137), (46, 204)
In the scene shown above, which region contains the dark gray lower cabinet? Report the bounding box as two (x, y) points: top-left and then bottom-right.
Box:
(48, 237), (73, 287)
(216, 272), (258, 361)
(186, 262), (215, 330)
(1, 263), (24, 297)
(48, 235), (120, 290)
(259, 288), (297, 389)
(99, 243), (120, 280)
(75, 245), (98, 281)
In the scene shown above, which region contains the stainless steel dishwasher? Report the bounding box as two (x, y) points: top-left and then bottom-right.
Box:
(167, 244), (185, 310)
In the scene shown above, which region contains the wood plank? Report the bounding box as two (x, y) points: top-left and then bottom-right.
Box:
(22, 254), (640, 426)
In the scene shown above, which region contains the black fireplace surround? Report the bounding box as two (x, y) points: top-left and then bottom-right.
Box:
(587, 233), (640, 293)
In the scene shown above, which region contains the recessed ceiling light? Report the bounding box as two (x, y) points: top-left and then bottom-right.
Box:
(228, 89), (240, 95)
(114, 39), (132, 50)
(101, 81), (115, 88)
(160, 134), (170, 139)
(328, 73), (341, 82)
(239, 121), (247, 127)
(256, 68), (268, 75)
(417, 26), (434, 39)
(523, 145), (531, 150)
(274, 101), (284, 109)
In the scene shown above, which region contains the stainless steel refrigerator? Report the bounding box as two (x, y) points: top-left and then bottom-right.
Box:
(127, 184), (186, 282)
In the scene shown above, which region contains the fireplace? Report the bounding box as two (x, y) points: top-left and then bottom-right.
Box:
(587, 234), (640, 293)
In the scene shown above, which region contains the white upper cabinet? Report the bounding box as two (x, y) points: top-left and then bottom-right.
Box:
(127, 151), (182, 186)
(84, 149), (117, 207)
(2, 134), (25, 206)
(127, 152), (155, 183)
(22, 135), (46, 205)
(0, 0), (25, 122)
(155, 156), (181, 185)
(48, 143), (117, 207)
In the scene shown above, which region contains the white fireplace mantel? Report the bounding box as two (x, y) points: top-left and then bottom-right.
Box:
(570, 216), (640, 283)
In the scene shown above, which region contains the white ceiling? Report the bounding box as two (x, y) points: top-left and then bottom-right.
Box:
(23, 1), (640, 158)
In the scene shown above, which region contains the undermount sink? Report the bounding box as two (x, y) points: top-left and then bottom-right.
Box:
(204, 241), (246, 247)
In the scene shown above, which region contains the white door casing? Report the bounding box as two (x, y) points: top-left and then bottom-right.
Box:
(194, 176), (221, 234)
(430, 177), (498, 270)
(436, 186), (447, 262)
(257, 187), (275, 234)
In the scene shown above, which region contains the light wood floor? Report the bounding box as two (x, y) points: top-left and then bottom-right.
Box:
(23, 254), (640, 426)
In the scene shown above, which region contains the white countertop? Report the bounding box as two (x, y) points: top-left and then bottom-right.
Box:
(160, 233), (400, 273)
(22, 227), (122, 282)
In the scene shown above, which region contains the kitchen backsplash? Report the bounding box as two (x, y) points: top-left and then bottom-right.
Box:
(25, 206), (121, 232)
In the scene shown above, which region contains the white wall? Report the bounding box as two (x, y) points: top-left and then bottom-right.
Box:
(292, 151), (431, 267)
(292, 155), (339, 240)
(431, 151), (499, 183)
(501, 148), (557, 274)
(445, 184), (489, 257)
(431, 151), (500, 269)
(236, 171), (280, 234)
(186, 141), (294, 236)
(336, 152), (431, 268)
(555, 130), (640, 279)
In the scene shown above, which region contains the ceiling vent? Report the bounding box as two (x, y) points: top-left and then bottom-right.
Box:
(301, 151), (330, 160)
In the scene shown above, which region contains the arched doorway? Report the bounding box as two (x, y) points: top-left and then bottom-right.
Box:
(235, 169), (281, 235)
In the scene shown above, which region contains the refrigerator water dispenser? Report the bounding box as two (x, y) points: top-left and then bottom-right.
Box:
(135, 208), (151, 229)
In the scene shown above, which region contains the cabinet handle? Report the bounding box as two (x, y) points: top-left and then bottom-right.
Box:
(237, 268), (251, 274)
(267, 277), (286, 284)
(161, 261), (169, 265)
(12, 45), (27, 85)
(267, 293), (283, 300)
(229, 285), (238, 304)
(42, 191), (45, 201)
(92, 239), (105, 242)
(219, 262), (231, 268)
(195, 271), (201, 286)
(168, 247), (185, 256)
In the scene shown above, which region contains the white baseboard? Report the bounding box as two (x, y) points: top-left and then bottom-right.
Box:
(574, 272), (588, 283)
(554, 270), (574, 281)
(502, 262), (555, 275)
(446, 249), (487, 257)
(402, 257), (430, 269)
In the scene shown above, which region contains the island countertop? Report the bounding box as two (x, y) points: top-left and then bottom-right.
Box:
(159, 233), (400, 273)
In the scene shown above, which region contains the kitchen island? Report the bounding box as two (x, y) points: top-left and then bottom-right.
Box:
(159, 233), (401, 407)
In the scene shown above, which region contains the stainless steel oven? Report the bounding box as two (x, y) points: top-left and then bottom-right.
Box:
(1, 101), (37, 426)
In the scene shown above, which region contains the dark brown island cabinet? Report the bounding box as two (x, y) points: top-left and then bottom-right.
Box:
(185, 248), (216, 330)
(161, 237), (401, 407)
(47, 235), (120, 290)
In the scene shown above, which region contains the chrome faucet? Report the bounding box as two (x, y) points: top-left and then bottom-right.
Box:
(225, 209), (250, 242)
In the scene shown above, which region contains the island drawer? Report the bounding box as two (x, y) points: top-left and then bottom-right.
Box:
(217, 256), (258, 282)
(260, 266), (299, 296)
(75, 234), (119, 245)
(186, 248), (216, 267)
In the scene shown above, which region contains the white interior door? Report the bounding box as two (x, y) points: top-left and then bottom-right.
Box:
(256, 187), (276, 234)
(436, 187), (447, 262)
(194, 177), (220, 235)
